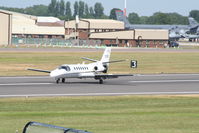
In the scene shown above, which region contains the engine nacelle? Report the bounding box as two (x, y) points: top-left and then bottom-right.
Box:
(94, 66), (98, 71)
(103, 65), (108, 73)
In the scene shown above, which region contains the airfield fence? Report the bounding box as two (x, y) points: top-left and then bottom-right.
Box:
(11, 37), (103, 48)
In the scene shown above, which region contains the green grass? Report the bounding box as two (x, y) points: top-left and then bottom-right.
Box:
(0, 51), (199, 76)
(0, 96), (199, 133)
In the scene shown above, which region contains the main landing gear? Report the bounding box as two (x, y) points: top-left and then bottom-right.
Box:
(56, 78), (65, 84)
(99, 79), (103, 84)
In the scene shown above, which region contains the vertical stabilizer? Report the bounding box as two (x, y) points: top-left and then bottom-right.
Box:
(115, 10), (131, 29)
(101, 47), (111, 63)
(189, 17), (198, 26)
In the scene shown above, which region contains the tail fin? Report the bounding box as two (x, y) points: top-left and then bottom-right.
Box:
(101, 47), (111, 63)
(189, 17), (198, 26)
(115, 10), (131, 29)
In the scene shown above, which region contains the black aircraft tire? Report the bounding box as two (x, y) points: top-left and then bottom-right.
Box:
(99, 79), (103, 84)
(56, 78), (60, 84)
(62, 78), (65, 83)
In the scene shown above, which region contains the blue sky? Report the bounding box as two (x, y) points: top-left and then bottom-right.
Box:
(0, 0), (198, 16)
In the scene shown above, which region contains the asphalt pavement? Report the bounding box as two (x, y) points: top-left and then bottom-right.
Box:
(0, 74), (199, 97)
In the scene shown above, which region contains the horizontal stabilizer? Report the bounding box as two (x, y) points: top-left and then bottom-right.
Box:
(81, 57), (99, 62)
(27, 68), (51, 73)
(103, 59), (127, 64)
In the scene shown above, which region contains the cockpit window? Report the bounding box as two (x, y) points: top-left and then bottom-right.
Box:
(58, 66), (70, 71)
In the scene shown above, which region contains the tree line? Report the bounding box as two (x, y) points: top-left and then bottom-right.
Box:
(128, 10), (199, 25)
(0, 0), (106, 20)
(1, 0), (199, 25)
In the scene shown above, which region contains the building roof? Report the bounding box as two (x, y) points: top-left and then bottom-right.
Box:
(90, 29), (169, 40)
(37, 17), (61, 23)
(65, 19), (125, 30)
(0, 10), (12, 15)
(12, 14), (65, 35)
(0, 9), (65, 35)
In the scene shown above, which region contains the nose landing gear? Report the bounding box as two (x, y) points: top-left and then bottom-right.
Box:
(56, 78), (65, 84)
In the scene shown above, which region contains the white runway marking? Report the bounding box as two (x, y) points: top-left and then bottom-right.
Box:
(136, 74), (199, 77)
(0, 83), (53, 86)
(130, 79), (199, 83)
(1, 92), (199, 98)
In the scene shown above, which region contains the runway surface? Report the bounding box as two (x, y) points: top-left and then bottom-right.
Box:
(0, 74), (199, 98)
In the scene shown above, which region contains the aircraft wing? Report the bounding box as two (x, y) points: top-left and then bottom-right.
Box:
(95, 74), (133, 79)
(27, 68), (51, 73)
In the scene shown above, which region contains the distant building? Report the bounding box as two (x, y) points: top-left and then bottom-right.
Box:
(12, 13), (65, 39)
(64, 19), (169, 48)
(0, 9), (65, 42)
(0, 11), (12, 45)
(65, 19), (124, 40)
(0, 9), (169, 48)
(90, 29), (169, 48)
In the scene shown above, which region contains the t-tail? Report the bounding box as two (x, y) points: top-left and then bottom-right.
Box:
(188, 17), (199, 34)
(115, 10), (131, 29)
(101, 47), (111, 63)
(100, 47), (126, 73)
(100, 47), (111, 73)
(82, 47), (126, 73)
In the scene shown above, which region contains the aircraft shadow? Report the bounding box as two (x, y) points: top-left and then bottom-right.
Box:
(54, 81), (134, 86)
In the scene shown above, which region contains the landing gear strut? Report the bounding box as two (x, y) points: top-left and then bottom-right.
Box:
(56, 78), (60, 84)
(99, 79), (103, 84)
(62, 78), (65, 83)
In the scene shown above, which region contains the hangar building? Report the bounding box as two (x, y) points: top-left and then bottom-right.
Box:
(0, 11), (12, 45)
(0, 9), (65, 46)
(65, 19), (169, 48)
(0, 9), (169, 48)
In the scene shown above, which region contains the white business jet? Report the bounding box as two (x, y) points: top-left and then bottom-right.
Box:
(27, 48), (133, 84)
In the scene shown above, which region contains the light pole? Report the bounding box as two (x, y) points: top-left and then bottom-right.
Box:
(75, 0), (80, 46)
(124, 0), (127, 16)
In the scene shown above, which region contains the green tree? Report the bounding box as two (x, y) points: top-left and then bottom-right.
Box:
(73, 1), (79, 17)
(0, 6), (25, 13)
(94, 2), (104, 18)
(139, 16), (149, 24)
(60, 0), (65, 16)
(101, 15), (109, 19)
(128, 12), (140, 24)
(147, 12), (170, 24)
(109, 8), (121, 20)
(79, 1), (85, 18)
(146, 12), (188, 25)
(65, 1), (72, 20)
(48, 0), (57, 16)
(24, 5), (48, 16)
(89, 7), (94, 18)
(55, 1), (60, 17)
(189, 10), (199, 22)
(168, 13), (188, 25)
(84, 4), (89, 18)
